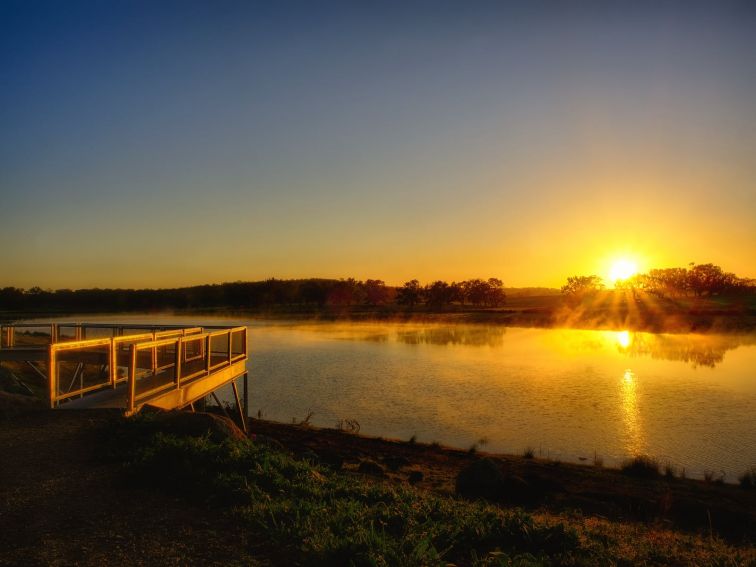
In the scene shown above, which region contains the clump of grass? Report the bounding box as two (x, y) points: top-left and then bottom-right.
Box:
(593, 452), (603, 468)
(468, 438), (488, 454)
(523, 447), (535, 459)
(335, 418), (360, 434)
(408, 434), (417, 445)
(293, 410), (314, 427)
(620, 455), (660, 479)
(664, 462), (676, 479)
(703, 470), (726, 484)
(739, 468), (756, 489)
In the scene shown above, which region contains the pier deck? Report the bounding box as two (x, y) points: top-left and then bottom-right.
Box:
(0, 323), (249, 418)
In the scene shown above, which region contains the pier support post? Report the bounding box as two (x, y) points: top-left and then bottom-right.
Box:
(231, 378), (247, 433)
(243, 372), (249, 425)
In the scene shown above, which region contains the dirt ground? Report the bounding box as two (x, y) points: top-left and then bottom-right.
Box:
(0, 410), (263, 567)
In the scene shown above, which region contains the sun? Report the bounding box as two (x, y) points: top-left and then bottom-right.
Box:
(608, 258), (638, 284)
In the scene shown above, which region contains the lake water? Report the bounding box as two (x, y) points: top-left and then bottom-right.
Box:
(30, 314), (756, 480)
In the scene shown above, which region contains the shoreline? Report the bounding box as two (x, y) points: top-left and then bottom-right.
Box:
(246, 416), (756, 543)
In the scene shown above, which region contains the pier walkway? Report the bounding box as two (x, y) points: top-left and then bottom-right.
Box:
(0, 323), (249, 422)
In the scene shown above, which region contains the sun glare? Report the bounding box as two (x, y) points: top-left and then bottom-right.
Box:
(608, 259), (638, 284)
(615, 330), (631, 349)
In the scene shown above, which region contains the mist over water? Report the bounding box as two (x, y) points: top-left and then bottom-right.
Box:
(31, 314), (756, 480)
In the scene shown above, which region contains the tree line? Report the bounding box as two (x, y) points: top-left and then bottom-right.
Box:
(561, 263), (754, 299)
(0, 277), (507, 313)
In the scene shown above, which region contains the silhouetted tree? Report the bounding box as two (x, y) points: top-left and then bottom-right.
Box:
(448, 282), (465, 305)
(396, 279), (423, 307)
(362, 279), (390, 306)
(644, 268), (689, 297)
(687, 263), (734, 297)
(465, 279), (490, 306)
(425, 280), (452, 307)
(485, 278), (506, 307)
(328, 278), (359, 306)
(300, 280), (330, 306)
(561, 275), (604, 297)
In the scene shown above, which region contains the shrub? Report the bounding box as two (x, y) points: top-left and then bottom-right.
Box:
(663, 462), (676, 479)
(620, 455), (660, 479)
(739, 468), (756, 489)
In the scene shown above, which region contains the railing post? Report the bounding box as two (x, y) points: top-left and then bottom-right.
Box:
(110, 338), (117, 388)
(151, 332), (157, 375)
(205, 335), (211, 374)
(174, 338), (182, 388)
(243, 372), (249, 428)
(48, 346), (56, 409)
(9, 327), (14, 348)
(129, 345), (137, 414)
(228, 331), (232, 365)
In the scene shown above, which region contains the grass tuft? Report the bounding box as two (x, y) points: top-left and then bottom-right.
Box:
(739, 468), (756, 490)
(663, 462), (676, 479)
(620, 455), (660, 479)
(593, 452), (603, 468)
(335, 418), (361, 434)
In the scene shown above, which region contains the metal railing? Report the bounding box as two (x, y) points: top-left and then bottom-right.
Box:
(33, 324), (247, 409)
(1, 323), (57, 348)
(0, 322), (212, 350)
(126, 326), (247, 412)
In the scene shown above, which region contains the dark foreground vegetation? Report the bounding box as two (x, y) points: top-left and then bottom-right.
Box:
(1, 402), (755, 566)
(93, 413), (756, 564)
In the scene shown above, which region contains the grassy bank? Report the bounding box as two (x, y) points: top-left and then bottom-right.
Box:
(1, 409), (754, 565)
(104, 414), (755, 566)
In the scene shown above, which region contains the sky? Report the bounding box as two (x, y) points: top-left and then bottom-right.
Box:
(1, 1), (755, 289)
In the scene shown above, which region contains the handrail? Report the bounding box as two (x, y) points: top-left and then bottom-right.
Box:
(2, 323), (247, 410)
(51, 337), (112, 351)
(126, 326), (247, 412)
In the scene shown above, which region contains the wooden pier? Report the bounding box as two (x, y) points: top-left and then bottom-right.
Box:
(0, 323), (249, 426)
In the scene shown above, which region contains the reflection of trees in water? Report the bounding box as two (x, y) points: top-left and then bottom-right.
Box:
(396, 326), (506, 347)
(622, 333), (756, 368)
(358, 333), (390, 343)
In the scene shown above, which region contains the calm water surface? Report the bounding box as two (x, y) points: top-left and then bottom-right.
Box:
(34, 315), (756, 479)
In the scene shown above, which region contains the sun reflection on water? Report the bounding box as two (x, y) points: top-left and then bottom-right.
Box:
(621, 369), (644, 455)
(615, 330), (631, 349)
